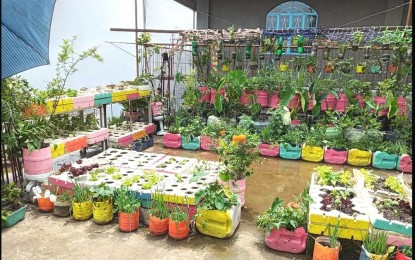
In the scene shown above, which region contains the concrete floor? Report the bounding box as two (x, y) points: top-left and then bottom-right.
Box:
(1, 137), (411, 260)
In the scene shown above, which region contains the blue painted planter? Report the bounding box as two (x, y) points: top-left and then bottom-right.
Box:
(142, 139), (148, 149)
(94, 92), (112, 106)
(279, 143), (301, 160)
(132, 141), (144, 152)
(2, 205), (27, 228)
(372, 151), (398, 170)
(181, 136), (200, 150)
(147, 137), (154, 147)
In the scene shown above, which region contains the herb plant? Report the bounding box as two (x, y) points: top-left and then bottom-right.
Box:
(195, 182), (239, 211)
(112, 186), (141, 214)
(89, 183), (113, 202)
(363, 229), (395, 256)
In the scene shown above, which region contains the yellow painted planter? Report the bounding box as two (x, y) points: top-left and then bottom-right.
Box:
(132, 130), (146, 140)
(112, 90), (128, 102)
(46, 97), (74, 114)
(50, 142), (65, 159)
(138, 90), (151, 97)
(196, 205), (241, 238)
(347, 149), (372, 166)
(301, 144), (324, 162)
(356, 65), (365, 74)
(309, 212), (370, 230)
(222, 64), (230, 72)
(162, 194), (195, 205)
(93, 200), (113, 225)
(279, 64), (289, 72)
(124, 89), (139, 96)
(72, 201), (93, 221)
(308, 223), (368, 241)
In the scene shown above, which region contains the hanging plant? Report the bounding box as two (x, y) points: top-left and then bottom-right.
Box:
(351, 30), (364, 51)
(274, 37), (284, 57)
(191, 35), (198, 57)
(363, 46), (371, 59)
(295, 35), (305, 53)
(216, 39), (223, 60)
(310, 41), (319, 57)
(337, 43), (348, 59)
(246, 40), (252, 59)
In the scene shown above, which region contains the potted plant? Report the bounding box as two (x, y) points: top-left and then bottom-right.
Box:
(347, 130), (377, 167)
(148, 192), (169, 236)
(258, 126), (279, 157)
(113, 186), (141, 232)
(279, 61), (289, 72)
(163, 113), (182, 149)
(351, 30), (364, 51)
(256, 188), (312, 253)
(395, 246), (412, 260)
(347, 79), (372, 108)
(200, 121), (227, 151)
(53, 191), (73, 217)
(337, 42), (349, 59)
(371, 140), (401, 170)
(279, 125), (306, 160)
(222, 57), (231, 72)
(71, 181), (93, 221)
(195, 182), (240, 238)
(324, 135), (349, 165)
(168, 203), (190, 240)
(32, 185), (55, 213)
(301, 127), (325, 163)
(356, 61), (367, 74)
(360, 229), (395, 260)
(179, 116), (203, 150)
(312, 220), (342, 260)
(1, 183), (27, 228)
(89, 183), (114, 225)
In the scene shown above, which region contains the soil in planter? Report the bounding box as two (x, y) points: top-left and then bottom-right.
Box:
(373, 197), (412, 223)
(319, 189), (361, 216)
(372, 177), (398, 194)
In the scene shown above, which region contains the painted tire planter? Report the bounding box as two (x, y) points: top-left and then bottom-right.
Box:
(395, 246), (412, 260)
(374, 96), (389, 116)
(320, 93), (337, 111)
(168, 219), (189, 240)
(312, 236), (340, 260)
(279, 143), (301, 160)
(254, 90), (269, 107)
(354, 95), (366, 108)
(268, 92), (279, 108)
(200, 135), (217, 151)
(181, 136), (200, 150)
(196, 204), (241, 238)
(359, 245), (389, 260)
(372, 151), (398, 170)
(335, 93), (349, 112)
(149, 215), (169, 236)
(265, 227), (307, 253)
(2, 205), (27, 228)
(37, 197), (54, 213)
(301, 144), (324, 162)
(72, 201), (93, 221)
(324, 147), (348, 165)
(287, 93), (301, 110)
(151, 102), (163, 116)
(258, 143), (280, 157)
(240, 90), (254, 105)
(210, 89), (225, 104)
(347, 149), (372, 167)
(163, 133), (182, 148)
(93, 200), (113, 225)
(119, 210), (139, 232)
(53, 200), (71, 217)
(23, 145), (52, 175)
(222, 179), (246, 208)
(397, 154), (412, 173)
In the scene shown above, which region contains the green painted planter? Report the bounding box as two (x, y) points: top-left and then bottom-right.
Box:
(2, 205), (27, 228)
(372, 151), (398, 170)
(279, 143), (301, 160)
(181, 136), (200, 150)
(324, 127), (342, 141)
(94, 92), (112, 106)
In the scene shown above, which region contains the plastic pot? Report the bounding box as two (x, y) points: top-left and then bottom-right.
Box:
(168, 219), (189, 240)
(119, 210), (139, 232)
(37, 197), (54, 213)
(93, 200), (113, 225)
(149, 215), (169, 236)
(72, 201), (93, 221)
(312, 236), (341, 260)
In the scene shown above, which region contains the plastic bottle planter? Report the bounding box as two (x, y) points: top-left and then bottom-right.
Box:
(94, 92), (112, 106)
(198, 86), (211, 103)
(335, 93), (349, 112)
(92, 200), (113, 225)
(324, 147), (348, 165)
(53, 200), (71, 217)
(119, 210), (139, 232)
(312, 236), (341, 260)
(279, 143), (301, 160)
(23, 146), (52, 175)
(354, 95), (366, 108)
(210, 89), (225, 104)
(163, 133), (182, 148)
(258, 143), (280, 157)
(373, 96), (389, 116)
(181, 136), (200, 150)
(73, 94), (95, 110)
(37, 197), (54, 213)
(196, 204), (241, 238)
(372, 151), (398, 170)
(240, 90), (254, 105)
(168, 219), (189, 240)
(2, 205), (27, 228)
(151, 102), (163, 116)
(397, 97), (407, 115)
(268, 92), (279, 108)
(301, 144), (324, 162)
(200, 136), (217, 151)
(347, 149), (372, 167)
(265, 227), (307, 254)
(254, 90), (269, 107)
(149, 215), (169, 236)
(287, 93), (301, 110)
(72, 201), (93, 221)
(397, 154), (412, 173)
(320, 93), (337, 111)
(359, 245), (389, 260)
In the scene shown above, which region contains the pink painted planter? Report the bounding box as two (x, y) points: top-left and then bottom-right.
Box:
(73, 95), (94, 110)
(198, 86), (211, 103)
(320, 93), (336, 111)
(374, 96), (389, 116)
(200, 135), (217, 151)
(221, 179), (246, 207)
(48, 175), (74, 190)
(287, 93), (301, 110)
(265, 227), (307, 253)
(324, 147), (348, 165)
(291, 119), (301, 125)
(86, 129), (109, 144)
(163, 133), (182, 148)
(354, 95), (366, 108)
(254, 90), (269, 107)
(126, 93), (140, 100)
(386, 233), (412, 247)
(268, 92), (279, 108)
(307, 92), (313, 111)
(258, 143), (280, 157)
(23, 146), (52, 175)
(397, 154), (412, 173)
(335, 93), (349, 112)
(240, 90), (254, 105)
(151, 102), (163, 116)
(144, 123), (156, 134)
(210, 89), (225, 104)
(397, 97), (407, 115)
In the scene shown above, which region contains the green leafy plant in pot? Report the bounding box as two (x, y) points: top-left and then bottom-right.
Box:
(168, 198), (190, 240)
(113, 186), (141, 232)
(89, 183), (114, 225)
(71, 182), (93, 221)
(360, 228), (395, 260)
(148, 192), (169, 236)
(1, 183), (27, 228)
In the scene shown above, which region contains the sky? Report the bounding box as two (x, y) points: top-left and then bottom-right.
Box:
(18, 0), (194, 118)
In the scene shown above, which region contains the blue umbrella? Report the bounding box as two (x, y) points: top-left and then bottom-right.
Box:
(1, 0), (57, 79)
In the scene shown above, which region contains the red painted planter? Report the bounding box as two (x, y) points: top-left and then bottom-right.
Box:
(395, 249), (411, 260)
(151, 102), (163, 116)
(258, 143), (280, 157)
(398, 154), (412, 174)
(374, 96), (389, 116)
(287, 93), (301, 110)
(200, 135), (217, 151)
(291, 119), (301, 125)
(119, 211), (139, 232)
(335, 93), (349, 112)
(320, 93), (336, 111)
(23, 146), (52, 175)
(198, 86), (211, 103)
(168, 219), (189, 240)
(268, 92), (280, 108)
(163, 133), (182, 148)
(254, 90), (269, 107)
(240, 90), (254, 105)
(324, 147), (348, 165)
(397, 97), (407, 115)
(210, 89), (225, 104)
(354, 95), (366, 108)
(307, 92), (314, 111)
(149, 215), (169, 236)
(265, 227), (307, 253)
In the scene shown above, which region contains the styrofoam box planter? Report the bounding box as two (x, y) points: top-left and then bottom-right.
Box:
(324, 147), (348, 165)
(372, 151), (398, 170)
(94, 92), (112, 106)
(152, 156), (198, 174)
(47, 140), (65, 159)
(73, 94), (95, 110)
(397, 154), (412, 173)
(77, 128), (109, 145)
(196, 203), (241, 238)
(301, 144), (324, 162)
(108, 130), (133, 146)
(48, 172), (75, 189)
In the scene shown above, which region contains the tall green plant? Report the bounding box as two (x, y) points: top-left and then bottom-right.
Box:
(112, 186), (141, 214)
(363, 229), (395, 256)
(72, 182), (92, 203)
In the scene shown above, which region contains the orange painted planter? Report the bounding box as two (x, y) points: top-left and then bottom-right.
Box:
(168, 219), (189, 240)
(312, 236), (341, 260)
(24, 104), (48, 117)
(149, 215), (169, 236)
(119, 211), (139, 232)
(37, 197), (54, 212)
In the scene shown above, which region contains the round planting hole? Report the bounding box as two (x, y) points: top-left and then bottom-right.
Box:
(151, 155), (157, 157)
(165, 189), (173, 192)
(185, 191), (193, 195)
(127, 171), (133, 173)
(174, 166), (182, 169)
(116, 155), (123, 157)
(97, 156), (105, 159)
(120, 152), (128, 154)
(196, 182), (203, 185)
(106, 181), (114, 184)
(109, 158), (117, 161)
(172, 184), (178, 187)
(191, 187), (199, 189)
(122, 174), (128, 176)
(200, 177), (207, 180)
(129, 159), (134, 162)
(182, 176), (188, 179)
(121, 162), (128, 165)
(110, 151), (117, 153)
(180, 188), (187, 191)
